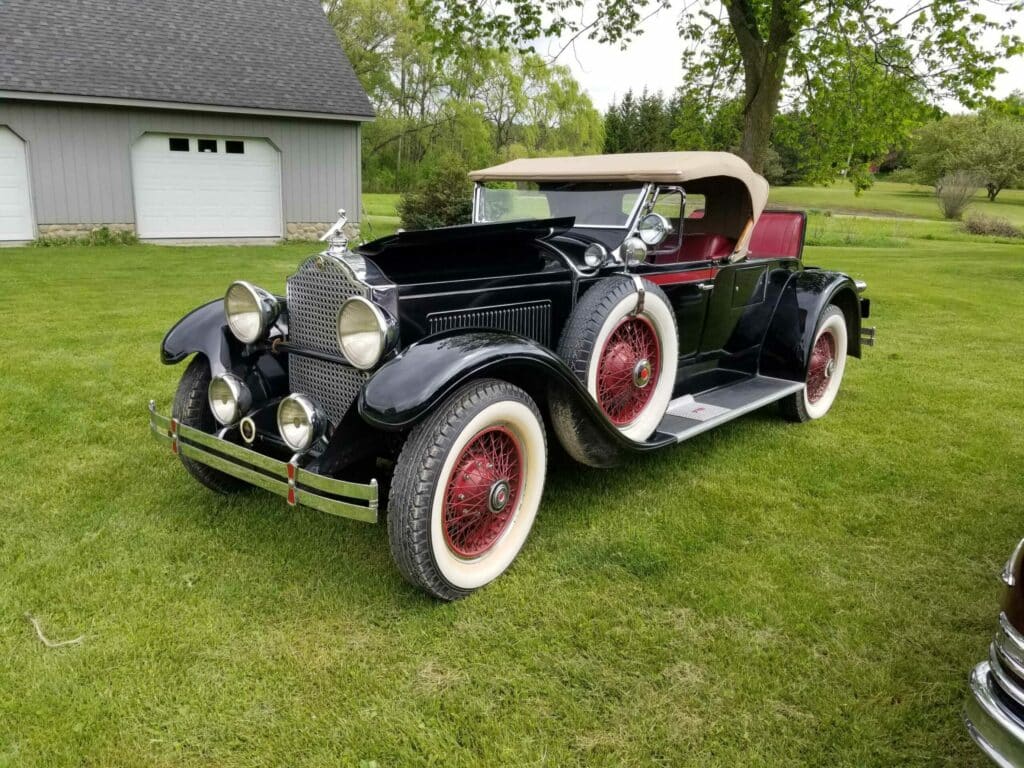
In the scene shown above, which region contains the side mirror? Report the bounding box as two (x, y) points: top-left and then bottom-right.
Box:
(638, 213), (671, 247)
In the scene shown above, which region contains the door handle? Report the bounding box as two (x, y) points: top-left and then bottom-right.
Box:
(696, 282), (715, 292)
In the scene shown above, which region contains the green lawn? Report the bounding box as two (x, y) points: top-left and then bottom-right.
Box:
(770, 181), (1024, 226)
(2, 208), (1024, 765)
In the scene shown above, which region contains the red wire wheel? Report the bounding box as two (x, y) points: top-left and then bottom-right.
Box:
(596, 315), (661, 426)
(806, 330), (837, 404)
(442, 426), (524, 559)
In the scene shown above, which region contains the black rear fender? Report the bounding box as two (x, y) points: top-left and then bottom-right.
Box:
(758, 270), (863, 381)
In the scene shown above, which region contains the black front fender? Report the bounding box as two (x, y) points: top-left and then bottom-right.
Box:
(759, 269), (863, 381)
(358, 331), (662, 451)
(160, 299), (241, 375)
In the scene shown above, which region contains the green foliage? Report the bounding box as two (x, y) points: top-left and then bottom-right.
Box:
(32, 227), (139, 247)
(396, 158), (474, 230)
(330, 1), (601, 194)
(911, 113), (1024, 201)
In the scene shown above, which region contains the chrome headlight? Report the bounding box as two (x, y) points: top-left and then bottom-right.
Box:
(336, 296), (388, 370)
(208, 373), (252, 425)
(224, 281), (280, 344)
(638, 213), (671, 246)
(584, 243), (608, 268)
(622, 237), (648, 264)
(277, 394), (328, 453)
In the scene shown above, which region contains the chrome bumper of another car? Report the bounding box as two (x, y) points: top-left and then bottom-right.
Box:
(966, 614), (1024, 767)
(148, 401), (378, 523)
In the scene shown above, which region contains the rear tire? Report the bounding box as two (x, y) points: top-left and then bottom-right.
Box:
(780, 304), (848, 423)
(387, 379), (547, 601)
(171, 356), (246, 494)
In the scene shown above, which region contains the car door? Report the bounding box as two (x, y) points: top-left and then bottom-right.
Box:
(697, 261), (768, 357)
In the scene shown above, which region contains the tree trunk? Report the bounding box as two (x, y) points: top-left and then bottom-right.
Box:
(738, 44), (790, 173)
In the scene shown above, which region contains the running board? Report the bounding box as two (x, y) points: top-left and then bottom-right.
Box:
(655, 375), (805, 444)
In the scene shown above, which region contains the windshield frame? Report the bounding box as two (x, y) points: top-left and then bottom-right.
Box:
(472, 181), (652, 231)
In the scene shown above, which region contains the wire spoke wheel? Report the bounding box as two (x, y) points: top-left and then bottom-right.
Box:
(596, 316), (660, 426)
(442, 427), (523, 558)
(806, 330), (837, 404)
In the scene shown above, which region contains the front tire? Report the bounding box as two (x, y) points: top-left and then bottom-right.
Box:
(780, 304), (849, 422)
(387, 379), (547, 601)
(171, 356), (246, 494)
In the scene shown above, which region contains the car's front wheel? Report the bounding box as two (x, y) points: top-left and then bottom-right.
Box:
(387, 379), (547, 600)
(780, 304), (849, 422)
(171, 356), (246, 494)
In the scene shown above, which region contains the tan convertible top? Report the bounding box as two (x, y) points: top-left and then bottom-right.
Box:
(469, 151), (769, 221)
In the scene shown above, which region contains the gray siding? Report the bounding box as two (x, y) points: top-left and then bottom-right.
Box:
(0, 99), (361, 227)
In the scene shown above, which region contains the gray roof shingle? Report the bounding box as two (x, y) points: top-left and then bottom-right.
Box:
(0, 0), (374, 119)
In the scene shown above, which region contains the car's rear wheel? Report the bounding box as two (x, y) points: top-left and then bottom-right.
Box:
(387, 379), (547, 601)
(171, 356), (246, 494)
(554, 276), (678, 446)
(780, 304), (848, 422)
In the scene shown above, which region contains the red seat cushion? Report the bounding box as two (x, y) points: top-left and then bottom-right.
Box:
(679, 233), (733, 262)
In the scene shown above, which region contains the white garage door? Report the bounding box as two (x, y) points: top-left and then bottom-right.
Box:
(132, 134), (282, 238)
(0, 126), (34, 241)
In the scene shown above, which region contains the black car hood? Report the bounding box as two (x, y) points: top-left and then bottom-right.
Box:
(358, 217), (575, 259)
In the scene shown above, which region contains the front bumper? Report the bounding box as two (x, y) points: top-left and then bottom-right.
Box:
(965, 614), (1024, 767)
(148, 401), (378, 523)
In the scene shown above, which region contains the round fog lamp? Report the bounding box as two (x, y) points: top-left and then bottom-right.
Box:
(224, 281), (280, 344)
(584, 243), (608, 268)
(208, 373), (252, 425)
(622, 237), (648, 264)
(336, 297), (389, 370)
(277, 394), (328, 453)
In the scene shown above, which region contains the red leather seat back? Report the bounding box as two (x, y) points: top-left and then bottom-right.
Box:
(748, 211), (805, 259)
(679, 233), (733, 262)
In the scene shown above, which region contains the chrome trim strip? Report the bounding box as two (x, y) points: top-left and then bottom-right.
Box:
(991, 643), (1024, 708)
(1004, 539), (1024, 587)
(965, 661), (1024, 768)
(148, 401), (377, 522)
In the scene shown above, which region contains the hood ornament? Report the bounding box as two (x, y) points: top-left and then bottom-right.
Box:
(320, 208), (350, 254)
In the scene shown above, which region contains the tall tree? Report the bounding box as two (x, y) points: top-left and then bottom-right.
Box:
(412, 0), (1022, 172)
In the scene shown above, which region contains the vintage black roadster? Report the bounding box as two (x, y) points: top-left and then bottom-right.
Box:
(149, 151), (873, 599)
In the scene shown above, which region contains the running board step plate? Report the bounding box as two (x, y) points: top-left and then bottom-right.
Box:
(656, 375), (804, 443)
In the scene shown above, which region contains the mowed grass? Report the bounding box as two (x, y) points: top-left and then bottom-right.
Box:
(770, 181), (1024, 226)
(2, 214), (1024, 766)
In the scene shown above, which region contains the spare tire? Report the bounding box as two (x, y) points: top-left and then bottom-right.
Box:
(554, 276), (678, 447)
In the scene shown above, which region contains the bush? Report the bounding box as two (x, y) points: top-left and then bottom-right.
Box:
(397, 161), (474, 231)
(935, 171), (983, 220)
(884, 167), (921, 185)
(32, 227), (139, 247)
(962, 212), (1024, 238)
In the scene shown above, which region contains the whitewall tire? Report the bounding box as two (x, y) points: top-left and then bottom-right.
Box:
(387, 379), (547, 600)
(781, 304), (848, 422)
(556, 276), (678, 442)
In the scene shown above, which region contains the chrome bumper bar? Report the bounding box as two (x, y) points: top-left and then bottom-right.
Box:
(148, 401), (378, 523)
(966, 614), (1024, 767)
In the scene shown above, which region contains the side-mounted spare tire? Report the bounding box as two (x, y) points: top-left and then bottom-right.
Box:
(551, 276), (678, 466)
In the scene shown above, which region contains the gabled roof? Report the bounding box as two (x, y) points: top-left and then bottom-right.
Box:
(470, 151), (769, 218)
(0, 0), (374, 121)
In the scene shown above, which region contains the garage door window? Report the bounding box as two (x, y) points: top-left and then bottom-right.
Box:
(225, 140), (245, 154)
(197, 139), (217, 153)
(168, 137), (189, 152)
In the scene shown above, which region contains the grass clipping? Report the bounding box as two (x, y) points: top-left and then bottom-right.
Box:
(25, 613), (84, 649)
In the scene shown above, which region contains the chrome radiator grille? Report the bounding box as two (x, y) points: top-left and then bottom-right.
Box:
(428, 301), (551, 346)
(286, 256), (370, 424)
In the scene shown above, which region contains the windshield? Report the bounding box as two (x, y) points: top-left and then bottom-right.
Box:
(477, 182), (643, 228)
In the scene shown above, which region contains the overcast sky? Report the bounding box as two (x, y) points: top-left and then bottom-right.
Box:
(544, 1), (1023, 113)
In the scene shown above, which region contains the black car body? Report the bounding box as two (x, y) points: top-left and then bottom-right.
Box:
(149, 151), (872, 598)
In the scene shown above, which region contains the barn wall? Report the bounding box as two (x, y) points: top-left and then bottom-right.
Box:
(0, 99), (362, 230)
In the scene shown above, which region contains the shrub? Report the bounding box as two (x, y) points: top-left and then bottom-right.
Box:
(32, 227), (139, 247)
(397, 161), (473, 231)
(962, 212), (1024, 238)
(935, 171), (983, 220)
(884, 167), (921, 185)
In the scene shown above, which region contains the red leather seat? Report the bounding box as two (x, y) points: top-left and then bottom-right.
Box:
(679, 233), (733, 262)
(748, 211), (805, 259)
